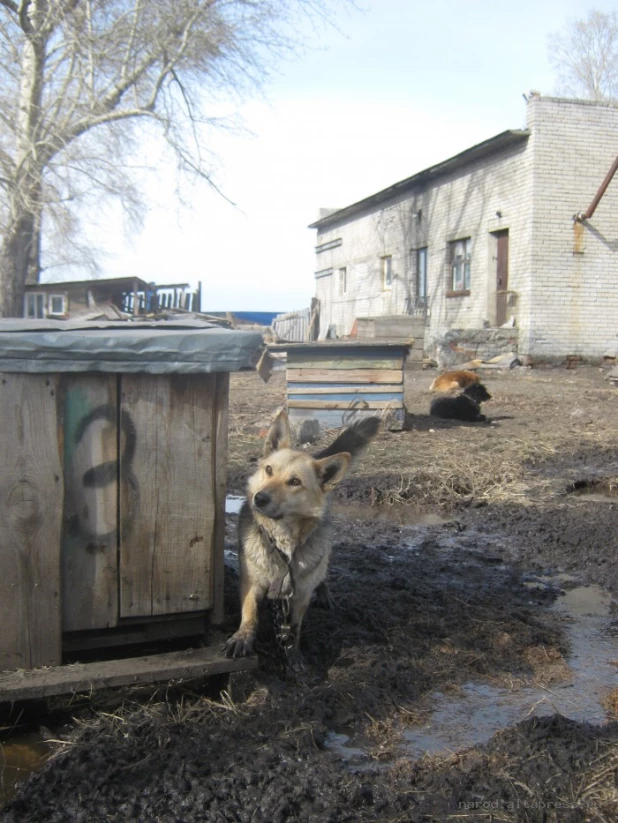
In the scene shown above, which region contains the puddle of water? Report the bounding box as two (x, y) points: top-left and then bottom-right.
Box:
(1, 733), (50, 805)
(324, 732), (369, 762)
(327, 583), (618, 766)
(323, 732), (390, 773)
(567, 479), (618, 503)
(554, 584), (612, 617)
(403, 683), (544, 758)
(225, 495), (245, 515)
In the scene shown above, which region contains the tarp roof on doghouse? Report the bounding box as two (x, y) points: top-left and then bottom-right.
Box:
(0, 319), (263, 374)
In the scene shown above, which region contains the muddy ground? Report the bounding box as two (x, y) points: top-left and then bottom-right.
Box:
(2, 364), (618, 822)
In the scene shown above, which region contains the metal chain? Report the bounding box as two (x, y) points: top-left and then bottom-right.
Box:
(259, 526), (296, 651)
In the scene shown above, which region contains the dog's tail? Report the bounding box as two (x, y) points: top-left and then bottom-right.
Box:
(314, 416), (381, 462)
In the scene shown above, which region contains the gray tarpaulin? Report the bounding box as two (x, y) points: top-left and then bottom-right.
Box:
(0, 319), (264, 374)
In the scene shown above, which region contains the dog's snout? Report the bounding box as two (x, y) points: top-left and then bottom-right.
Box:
(254, 491), (271, 509)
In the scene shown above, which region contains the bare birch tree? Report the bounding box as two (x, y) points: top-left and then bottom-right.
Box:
(0, 0), (347, 316)
(548, 8), (618, 102)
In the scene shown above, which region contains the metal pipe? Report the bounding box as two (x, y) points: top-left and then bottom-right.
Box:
(579, 154), (618, 221)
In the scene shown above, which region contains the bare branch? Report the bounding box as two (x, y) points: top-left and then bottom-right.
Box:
(548, 9), (618, 101)
(0, 0), (18, 15)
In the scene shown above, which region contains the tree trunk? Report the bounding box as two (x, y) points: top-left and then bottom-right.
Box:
(0, 204), (41, 317)
(0, 4), (46, 317)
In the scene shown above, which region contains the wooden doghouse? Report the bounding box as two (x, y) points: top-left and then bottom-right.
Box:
(270, 340), (410, 430)
(0, 320), (262, 699)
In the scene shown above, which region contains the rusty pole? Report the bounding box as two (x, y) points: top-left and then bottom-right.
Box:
(576, 154), (618, 221)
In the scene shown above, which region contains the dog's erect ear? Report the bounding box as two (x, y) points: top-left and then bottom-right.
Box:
(314, 452), (351, 490)
(264, 410), (292, 457)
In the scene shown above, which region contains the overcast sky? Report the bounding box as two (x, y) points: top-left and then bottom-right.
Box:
(47, 0), (618, 313)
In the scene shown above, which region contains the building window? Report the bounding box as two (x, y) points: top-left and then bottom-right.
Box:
(450, 238), (471, 293)
(381, 255), (393, 290)
(338, 267), (347, 295)
(25, 292), (45, 319)
(49, 294), (67, 316)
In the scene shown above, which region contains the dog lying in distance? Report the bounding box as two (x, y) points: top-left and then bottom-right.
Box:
(225, 410), (380, 664)
(430, 382), (492, 422)
(429, 369), (480, 392)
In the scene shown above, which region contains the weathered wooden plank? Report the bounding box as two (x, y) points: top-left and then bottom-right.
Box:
(0, 374), (63, 670)
(288, 399), (403, 410)
(211, 372), (229, 625)
(287, 369), (403, 384)
(287, 384), (404, 394)
(63, 615), (207, 652)
(288, 393), (402, 403)
(120, 374), (216, 618)
(0, 646), (258, 702)
(59, 374), (119, 632)
(286, 355), (404, 370)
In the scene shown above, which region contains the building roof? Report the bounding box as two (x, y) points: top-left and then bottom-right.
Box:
(25, 276), (151, 291)
(309, 129), (530, 230)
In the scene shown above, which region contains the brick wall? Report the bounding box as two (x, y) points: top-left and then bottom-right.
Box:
(526, 97), (618, 360)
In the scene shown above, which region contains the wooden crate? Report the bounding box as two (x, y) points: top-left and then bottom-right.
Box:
(273, 341), (409, 430)
(0, 321), (262, 692)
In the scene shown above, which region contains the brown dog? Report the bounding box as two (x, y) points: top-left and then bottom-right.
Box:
(429, 369), (481, 392)
(225, 410), (379, 665)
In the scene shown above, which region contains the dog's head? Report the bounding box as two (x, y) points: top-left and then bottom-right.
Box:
(247, 410), (351, 521)
(464, 382), (492, 403)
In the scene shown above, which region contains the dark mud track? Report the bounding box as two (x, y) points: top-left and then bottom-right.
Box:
(3, 515), (618, 822)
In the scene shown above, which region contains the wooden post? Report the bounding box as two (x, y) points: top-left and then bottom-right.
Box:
(119, 374), (216, 617)
(0, 375), (63, 670)
(59, 374), (119, 632)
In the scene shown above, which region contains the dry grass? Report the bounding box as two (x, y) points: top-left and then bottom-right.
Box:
(227, 366), (618, 511)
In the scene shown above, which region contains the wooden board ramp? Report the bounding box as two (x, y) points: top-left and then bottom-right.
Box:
(0, 647), (258, 702)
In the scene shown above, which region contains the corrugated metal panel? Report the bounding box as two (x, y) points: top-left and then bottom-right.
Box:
(272, 308), (310, 342)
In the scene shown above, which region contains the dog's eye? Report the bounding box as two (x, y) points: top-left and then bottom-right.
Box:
(286, 477), (302, 487)
(264, 465), (273, 476)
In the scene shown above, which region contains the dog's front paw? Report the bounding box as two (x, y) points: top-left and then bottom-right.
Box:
(224, 631), (256, 658)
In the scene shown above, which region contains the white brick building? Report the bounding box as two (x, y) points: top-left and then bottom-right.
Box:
(310, 96), (618, 362)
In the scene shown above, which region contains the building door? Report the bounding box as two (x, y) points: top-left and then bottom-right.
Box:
(494, 230), (509, 326)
